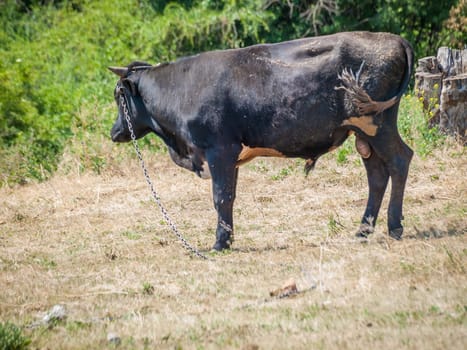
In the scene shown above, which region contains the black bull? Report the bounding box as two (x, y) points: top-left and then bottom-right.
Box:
(109, 31), (414, 251)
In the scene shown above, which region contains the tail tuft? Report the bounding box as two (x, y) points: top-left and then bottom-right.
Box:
(335, 62), (398, 115)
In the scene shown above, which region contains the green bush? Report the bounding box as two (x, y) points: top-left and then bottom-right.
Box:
(0, 322), (31, 350)
(0, 0), (272, 184)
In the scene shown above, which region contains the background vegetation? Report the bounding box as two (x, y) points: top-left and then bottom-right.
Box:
(0, 0), (465, 185)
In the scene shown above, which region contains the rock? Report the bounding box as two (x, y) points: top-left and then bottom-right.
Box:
(243, 344), (260, 350)
(107, 332), (121, 346)
(270, 278), (298, 298)
(42, 304), (67, 324)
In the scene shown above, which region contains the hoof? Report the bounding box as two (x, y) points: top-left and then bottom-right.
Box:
(356, 223), (374, 238)
(212, 240), (231, 251)
(389, 227), (403, 240)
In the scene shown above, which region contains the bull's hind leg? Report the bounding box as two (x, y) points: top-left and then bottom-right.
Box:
(337, 61), (413, 239)
(357, 149), (389, 237)
(206, 145), (241, 251)
(385, 138), (413, 239)
(363, 125), (413, 240)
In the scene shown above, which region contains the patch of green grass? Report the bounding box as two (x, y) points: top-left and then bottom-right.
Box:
(335, 138), (354, 165)
(399, 260), (416, 274)
(65, 320), (92, 334)
(0, 322), (31, 350)
(121, 231), (142, 240)
(327, 214), (344, 237)
(142, 282), (155, 295)
(31, 254), (57, 270)
(271, 166), (293, 181)
(247, 160), (270, 174)
(398, 94), (446, 157)
(299, 303), (323, 321)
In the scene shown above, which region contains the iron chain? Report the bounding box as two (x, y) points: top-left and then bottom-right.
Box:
(119, 93), (209, 260)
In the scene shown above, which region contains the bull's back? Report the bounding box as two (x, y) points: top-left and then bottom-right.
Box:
(221, 32), (410, 151)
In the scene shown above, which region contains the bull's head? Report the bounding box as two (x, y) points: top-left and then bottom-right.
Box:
(108, 62), (153, 142)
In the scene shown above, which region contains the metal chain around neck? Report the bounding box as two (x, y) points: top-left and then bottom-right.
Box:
(119, 92), (209, 260)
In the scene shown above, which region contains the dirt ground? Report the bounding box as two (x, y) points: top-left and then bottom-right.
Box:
(0, 142), (466, 349)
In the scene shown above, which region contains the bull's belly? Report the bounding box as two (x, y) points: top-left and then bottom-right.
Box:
(236, 136), (336, 167)
(236, 130), (371, 169)
(236, 144), (286, 166)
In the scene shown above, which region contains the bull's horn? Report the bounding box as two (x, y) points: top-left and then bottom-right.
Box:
(108, 66), (128, 77)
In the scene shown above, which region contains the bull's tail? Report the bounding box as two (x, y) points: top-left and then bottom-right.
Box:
(335, 38), (414, 115)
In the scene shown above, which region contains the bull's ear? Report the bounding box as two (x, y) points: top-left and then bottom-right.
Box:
(108, 66), (128, 77)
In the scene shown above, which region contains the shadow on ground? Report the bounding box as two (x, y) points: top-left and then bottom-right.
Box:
(406, 225), (466, 240)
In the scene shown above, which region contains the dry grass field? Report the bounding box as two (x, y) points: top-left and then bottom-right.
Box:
(0, 137), (465, 349)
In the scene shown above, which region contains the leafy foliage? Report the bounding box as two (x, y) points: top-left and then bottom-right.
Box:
(265, 0), (463, 57)
(0, 0), (269, 184)
(0, 322), (31, 350)
(441, 0), (467, 48)
(398, 94), (446, 157)
(0, 0), (463, 185)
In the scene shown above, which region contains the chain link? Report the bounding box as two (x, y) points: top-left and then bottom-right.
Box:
(119, 93), (209, 260)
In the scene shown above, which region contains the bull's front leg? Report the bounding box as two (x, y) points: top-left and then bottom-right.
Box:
(206, 146), (241, 251)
